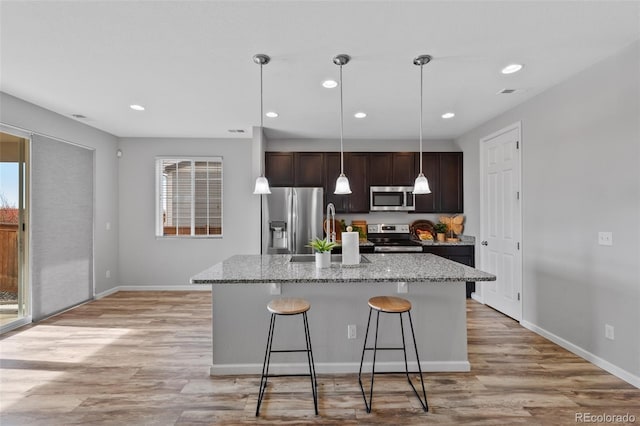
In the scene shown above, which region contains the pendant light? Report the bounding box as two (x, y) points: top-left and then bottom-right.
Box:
(253, 53), (272, 195)
(412, 54), (432, 195)
(333, 54), (352, 195)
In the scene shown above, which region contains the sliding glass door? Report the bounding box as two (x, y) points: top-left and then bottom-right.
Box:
(0, 131), (29, 332)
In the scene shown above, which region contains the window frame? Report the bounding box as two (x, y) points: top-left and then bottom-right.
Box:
(155, 156), (223, 238)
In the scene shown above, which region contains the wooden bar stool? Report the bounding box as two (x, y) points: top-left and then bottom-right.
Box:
(256, 297), (318, 416)
(358, 295), (428, 413)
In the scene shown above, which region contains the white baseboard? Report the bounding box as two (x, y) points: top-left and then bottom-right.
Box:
(521, 320), (640, 389)
(210, 360), (470, 376)
(470, 291), (483, 304)
(94, 285), (211, 299)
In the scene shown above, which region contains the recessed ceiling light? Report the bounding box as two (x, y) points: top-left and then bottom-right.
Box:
(130, 104), (145, 111)
(501, 64), (523, 74)
(441, 112), (455, 119)
(354, 112), (367, 118)
(322, 80), (338, 88)
(265, 111), (278, 118)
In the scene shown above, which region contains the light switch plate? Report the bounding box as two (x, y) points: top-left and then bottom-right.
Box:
(397, 282), (408, 294)
(598, 232), (613, 246)
(269, 283), (281, 295)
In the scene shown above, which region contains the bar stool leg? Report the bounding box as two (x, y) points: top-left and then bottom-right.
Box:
(358, 307), (373, 413)
(358, 307), (382, 413)
(256, 313), (276, 416)
(302, 311), (319, 415)
(407, 311), (429, 412)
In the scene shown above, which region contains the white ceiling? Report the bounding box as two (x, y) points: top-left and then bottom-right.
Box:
(1, 1), (639, 140)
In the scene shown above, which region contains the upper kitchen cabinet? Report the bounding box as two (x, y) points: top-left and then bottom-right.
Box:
(265, 152), (324, 187)
(345, 153), (369, 213)
(392, 152), (416, 186)
(294, 152), (324, 186)
(265, 152), (295, 186)
(368, 152), (416, 186)
(439, 152), (464, 212)
(414, 152), (463, 213)
(368, 153), (392, 185)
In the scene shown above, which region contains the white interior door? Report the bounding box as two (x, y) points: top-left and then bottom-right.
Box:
(480, 123), (522, 321)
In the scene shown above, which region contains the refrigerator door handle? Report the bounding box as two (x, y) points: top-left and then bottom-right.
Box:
(292, 189), (298, 253)
(286, 189), (293, 252)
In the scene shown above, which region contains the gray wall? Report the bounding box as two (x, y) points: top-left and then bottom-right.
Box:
(267, 138), (457, 152)
(455, 41), (640, 378)
(117, 137), (260, 287)
(0, 92), (120, 296)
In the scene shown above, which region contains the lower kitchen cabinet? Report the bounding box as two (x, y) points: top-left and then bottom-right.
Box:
(423, 245), (476, 298)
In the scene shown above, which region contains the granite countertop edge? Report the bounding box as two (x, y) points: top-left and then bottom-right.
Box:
(191, 253), (495, 285)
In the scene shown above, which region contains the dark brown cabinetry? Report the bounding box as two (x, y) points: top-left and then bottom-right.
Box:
(264, 152), (294, 187)
(265, 151), (463, 214)
(422, 245), (475, 298)
(392, 152), (417, 186)
(414, 152), (463, 213)
(294, 152), (324, 186)
(345, 153), (369, 213)
(368, 152), (416, 186)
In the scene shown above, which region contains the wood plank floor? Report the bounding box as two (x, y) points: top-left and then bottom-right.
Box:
(1, 291), (638, 425)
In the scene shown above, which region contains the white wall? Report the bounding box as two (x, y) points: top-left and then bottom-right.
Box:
(0, 92), (120, 296)
(455, 41), (640, 380)
(117, 137), (261, 287)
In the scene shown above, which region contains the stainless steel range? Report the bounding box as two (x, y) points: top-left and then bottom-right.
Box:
(367, 224), (423, 253)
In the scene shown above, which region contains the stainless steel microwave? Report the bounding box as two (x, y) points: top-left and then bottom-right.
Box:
(369, 186), (415, 211)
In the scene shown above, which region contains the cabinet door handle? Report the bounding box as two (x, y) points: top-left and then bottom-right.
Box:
(481, 240), (488, 246)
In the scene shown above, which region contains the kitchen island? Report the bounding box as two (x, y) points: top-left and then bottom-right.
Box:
(191, 253), (495, 375)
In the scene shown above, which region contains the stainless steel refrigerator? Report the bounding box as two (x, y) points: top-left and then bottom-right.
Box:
(262, 187), (324, 254)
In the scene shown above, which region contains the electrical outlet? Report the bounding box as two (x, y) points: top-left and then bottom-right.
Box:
(397, 281), (408, 294)
(598, 232), (613, 246)
(347, 324), (357, 339)
(106, 270), (111, 278)
(105, 222), (111, 231)
(269, 283), (281, 295)
(605, 324), (615, 340)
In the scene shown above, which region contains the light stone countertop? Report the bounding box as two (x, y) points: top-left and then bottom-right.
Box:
(415, 235), (476, 246)
(190, 253), (495, 284)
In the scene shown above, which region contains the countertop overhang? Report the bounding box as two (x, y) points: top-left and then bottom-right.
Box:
(190, 253), (496, 284)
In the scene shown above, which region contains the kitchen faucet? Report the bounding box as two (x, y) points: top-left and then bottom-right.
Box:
(326, 203), (336, 243)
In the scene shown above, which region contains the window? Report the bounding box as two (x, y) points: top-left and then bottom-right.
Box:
(156, 157), (223, 237)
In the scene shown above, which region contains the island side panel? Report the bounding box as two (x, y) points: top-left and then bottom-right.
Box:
(210, 281), (468, 375)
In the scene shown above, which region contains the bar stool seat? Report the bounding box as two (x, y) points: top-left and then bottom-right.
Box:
(268, 298), (310, 315)
(256, 297), (318, 416)
(358, 295), (429, 413)
(368, 296), (411, 313)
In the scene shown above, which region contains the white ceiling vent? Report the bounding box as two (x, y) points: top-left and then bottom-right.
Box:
(497, 88), (521, 94)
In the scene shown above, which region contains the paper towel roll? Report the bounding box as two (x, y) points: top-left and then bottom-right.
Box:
(341, 232), (360, 265)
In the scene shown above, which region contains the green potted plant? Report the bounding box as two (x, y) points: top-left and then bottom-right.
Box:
(307, 237), (338, 268)
(434, 223), (448, 242)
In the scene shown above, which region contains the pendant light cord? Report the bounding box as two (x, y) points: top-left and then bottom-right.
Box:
(260, 63), (264, 129)
(339, 64), (345, 174)
(419, 62), (424, 174)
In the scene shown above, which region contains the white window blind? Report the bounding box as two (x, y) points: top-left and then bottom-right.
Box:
(156, 157), (223, 237)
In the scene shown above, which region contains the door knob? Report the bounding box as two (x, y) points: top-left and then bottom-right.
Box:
(481, 241), (488, 246)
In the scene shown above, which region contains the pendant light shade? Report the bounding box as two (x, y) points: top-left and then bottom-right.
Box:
(333, 54), (352, 195)
(413, 173), (431, 194)
(253, 53), (271, 195)
(335, 173), (352, 194)
(412, 54), (432, 195)
(253, 176), (270, 194)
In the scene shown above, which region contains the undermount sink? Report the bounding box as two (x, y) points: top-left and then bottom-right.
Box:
(290, 254), (371, 263)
